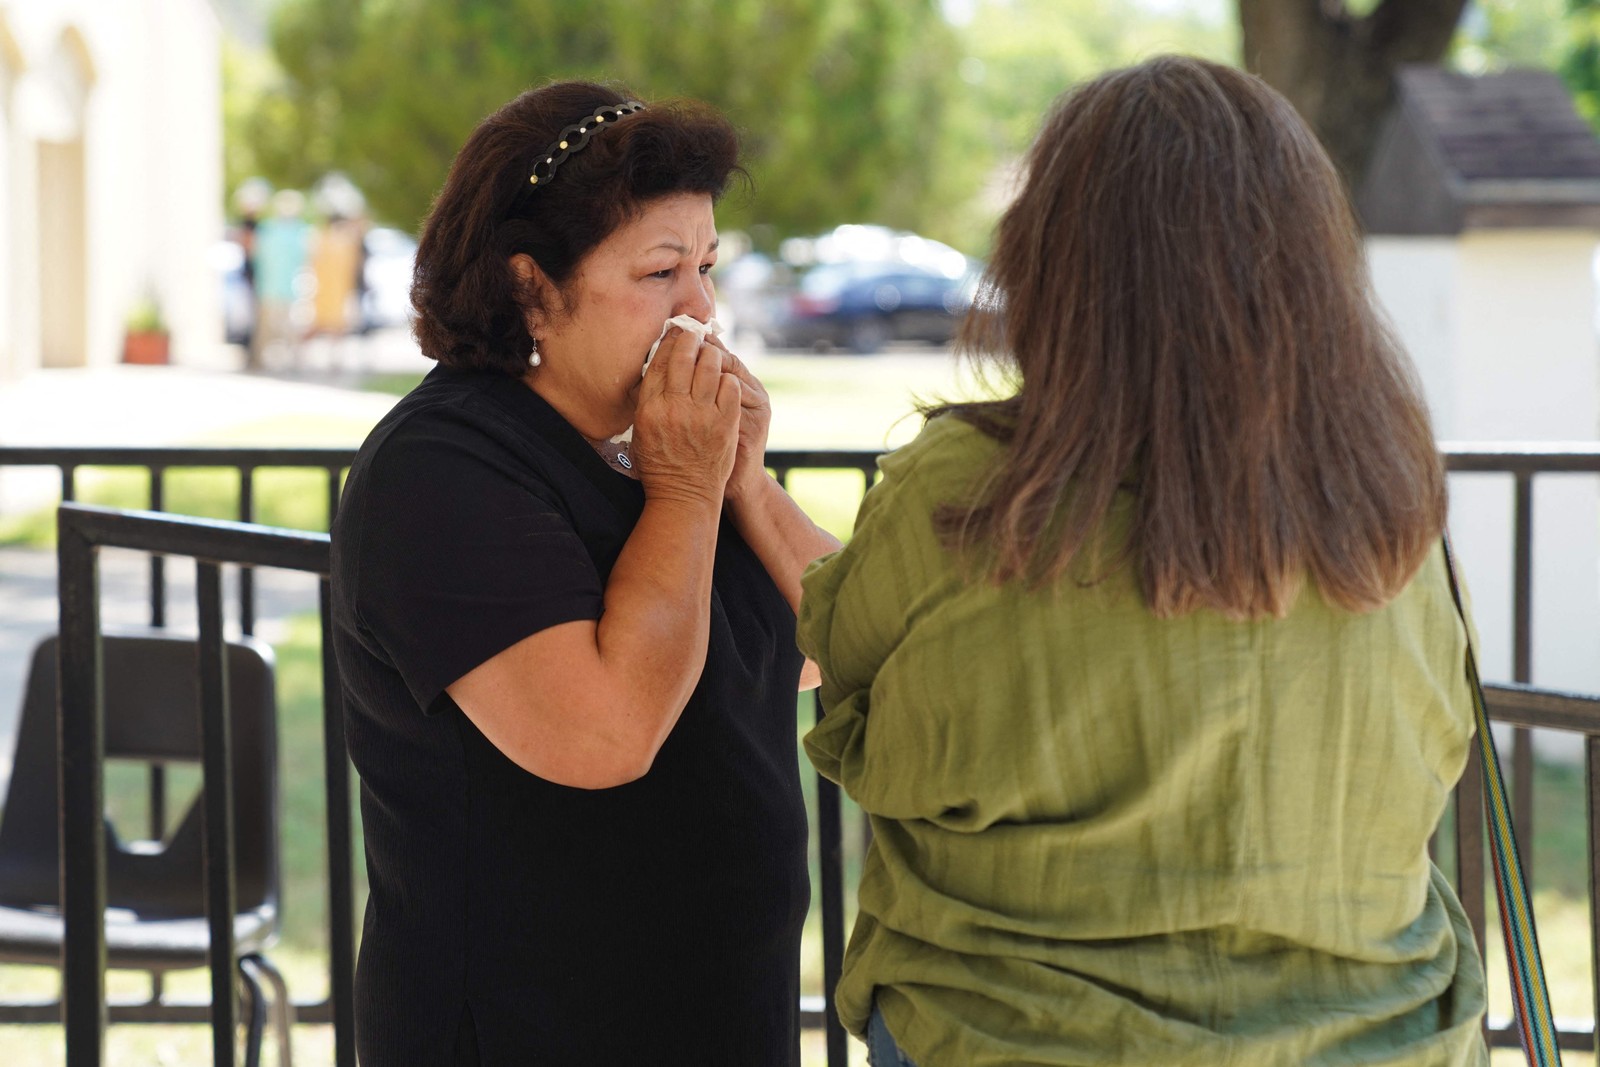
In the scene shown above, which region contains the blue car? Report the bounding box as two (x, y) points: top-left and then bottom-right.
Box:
(777, 259), (979, 354)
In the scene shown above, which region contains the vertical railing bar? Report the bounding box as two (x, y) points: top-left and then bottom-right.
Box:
(197, 562), (238, 1067)
(320, 580), (357, 1066)
(61, 464), (77, 502)
(1455, 747), (1488, 1042)
(1586, 735), (1600, 1061)
(58, 512), (106, 1066)
(326, 466), (342, 538)
(238, 466), (256, 636)
(145, 470), (174, 1023)
(148, 465), (167, 629)
(861, 463), (878, 488)
(815, 688), (848, 1067)
(147, 466), (168, 903)
(1511, 473), (1535, 887)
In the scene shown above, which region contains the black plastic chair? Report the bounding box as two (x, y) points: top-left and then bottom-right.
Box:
(0, 630), (292, 1065)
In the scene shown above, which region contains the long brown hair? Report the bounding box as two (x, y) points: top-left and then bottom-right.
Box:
(935, 56), (1445, 619)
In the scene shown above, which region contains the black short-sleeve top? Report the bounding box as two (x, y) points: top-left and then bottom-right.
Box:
(329, 365), (809, 1065)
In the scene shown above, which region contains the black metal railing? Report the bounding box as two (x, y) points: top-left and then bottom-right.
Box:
(3, 442), (1600, 1062)
(0, 445), (873, 1064)
(1469, 682), (1600, 1051)
(0, 446), (353, 634)
(1438, 443), (1600, 1051)
(55, 504), (351, 1066)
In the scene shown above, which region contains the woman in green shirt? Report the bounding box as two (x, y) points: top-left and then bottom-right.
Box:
(800, 56), (1488, 1067)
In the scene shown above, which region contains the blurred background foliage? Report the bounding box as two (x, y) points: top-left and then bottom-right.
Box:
(221, 0), (1599, 255)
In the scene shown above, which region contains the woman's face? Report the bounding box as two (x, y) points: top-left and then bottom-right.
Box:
(526, 192), (719, 439)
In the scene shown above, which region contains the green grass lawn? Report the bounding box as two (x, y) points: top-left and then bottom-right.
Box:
(3, 353), (1593, 1063)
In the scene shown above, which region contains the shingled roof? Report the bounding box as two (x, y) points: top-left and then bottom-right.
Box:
(1357, 66), (1600, 235)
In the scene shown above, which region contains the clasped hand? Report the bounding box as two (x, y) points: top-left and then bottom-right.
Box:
(629, 326), (746, 506)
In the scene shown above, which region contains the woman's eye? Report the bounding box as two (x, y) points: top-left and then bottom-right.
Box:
(699, 263), (714, 275)
(648, 268), (673, 280)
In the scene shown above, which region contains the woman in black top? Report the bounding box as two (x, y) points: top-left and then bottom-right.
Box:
(329, 83), (840, 1064)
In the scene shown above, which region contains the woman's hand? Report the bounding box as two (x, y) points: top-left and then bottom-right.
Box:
(630, 326), (742, 508)
(706, 337), (772, 504)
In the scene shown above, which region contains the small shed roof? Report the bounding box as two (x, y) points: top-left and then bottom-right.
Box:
(1357, 66), (1600, 235)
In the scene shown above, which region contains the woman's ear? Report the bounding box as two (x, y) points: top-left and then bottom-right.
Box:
(508, 253), (554, 329)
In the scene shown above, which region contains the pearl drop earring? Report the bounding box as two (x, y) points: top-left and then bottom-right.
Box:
(528, 337), (541, 368)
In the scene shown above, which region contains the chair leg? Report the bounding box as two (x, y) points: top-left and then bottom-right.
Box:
(237, 957), (268, 1067)
(241, 953), (295, 1067)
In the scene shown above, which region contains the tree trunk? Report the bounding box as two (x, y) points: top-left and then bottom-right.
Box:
(1239, 0), (1470, 189)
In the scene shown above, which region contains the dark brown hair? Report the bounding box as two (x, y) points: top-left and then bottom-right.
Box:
(411, 82), (743, 374)
(934, 55), (1446, 619)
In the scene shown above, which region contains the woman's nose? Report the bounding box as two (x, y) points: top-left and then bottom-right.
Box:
(675, 273), (716, 321)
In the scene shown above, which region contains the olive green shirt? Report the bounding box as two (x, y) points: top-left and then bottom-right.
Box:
(799, 415), (1488, 1067)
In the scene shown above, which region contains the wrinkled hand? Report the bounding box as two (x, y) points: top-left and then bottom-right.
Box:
(629, 327), (741, 508)
(704, 337), (771, 503)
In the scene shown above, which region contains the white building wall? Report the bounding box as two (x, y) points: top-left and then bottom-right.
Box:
(1456, 232), (1599, 441)
(0, 0), (221, 378)
(151, 0), (223, 360)
(1366, 237), (1459, 435)
(1368, 231), (1600, 701)
(0, 19), (19, 382)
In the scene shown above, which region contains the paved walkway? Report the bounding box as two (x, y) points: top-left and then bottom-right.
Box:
(0, 330), (422, 444)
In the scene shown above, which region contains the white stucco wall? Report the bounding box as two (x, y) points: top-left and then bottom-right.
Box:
(0, 21), (18, 382)
(1368, 231), (1600, 700)
(1456, 232), (1600, 441)
(0, 0), (221, 379)
(1366, 237), (1458, 435)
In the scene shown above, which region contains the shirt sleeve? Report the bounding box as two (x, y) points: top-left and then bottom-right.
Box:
(799, 418), (972, 810)
(349, 412), (605, 714)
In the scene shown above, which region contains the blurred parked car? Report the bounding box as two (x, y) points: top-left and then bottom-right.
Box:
(777, 259), (979, 354)
(765, 225), (982, 353)
(360, 226), (417, 331)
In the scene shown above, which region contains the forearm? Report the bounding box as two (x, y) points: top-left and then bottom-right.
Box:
(725, 472), (842, 614)
(596, 493), (723, 728)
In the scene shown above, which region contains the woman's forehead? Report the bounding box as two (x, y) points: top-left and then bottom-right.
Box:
(614, 194), (717, 252)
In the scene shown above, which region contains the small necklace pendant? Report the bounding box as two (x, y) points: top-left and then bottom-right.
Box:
(616, 451), (632, 470)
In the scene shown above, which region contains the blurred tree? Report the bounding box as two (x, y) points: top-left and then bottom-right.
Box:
(1563, 0), (1600, 128)
(949, 0), (1235, 246)
(1453, 0), (1568, 70)
(965, 0), (1235, 158)
(263, 0), (972, 246)
(1238, 0), (1470, 185)
(222, 35), (335, 202)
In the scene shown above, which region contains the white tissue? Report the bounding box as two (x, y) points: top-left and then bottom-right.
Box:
(644, 314), (722, 377)
(612, 315), (723, 445)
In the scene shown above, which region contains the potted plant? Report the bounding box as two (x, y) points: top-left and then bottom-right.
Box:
(122, 295), (170, 365)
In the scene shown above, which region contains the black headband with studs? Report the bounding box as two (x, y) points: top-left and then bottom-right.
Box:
(527, 100), (647, 192)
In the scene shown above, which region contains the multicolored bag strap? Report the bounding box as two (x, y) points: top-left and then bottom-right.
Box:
(1440, 534), (1562, 1066)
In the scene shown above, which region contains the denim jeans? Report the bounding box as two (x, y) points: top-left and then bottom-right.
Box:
(867, 1004), (918, 1067)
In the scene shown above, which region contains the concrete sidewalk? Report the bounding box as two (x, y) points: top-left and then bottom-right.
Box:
(0, 329), (426, 448)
